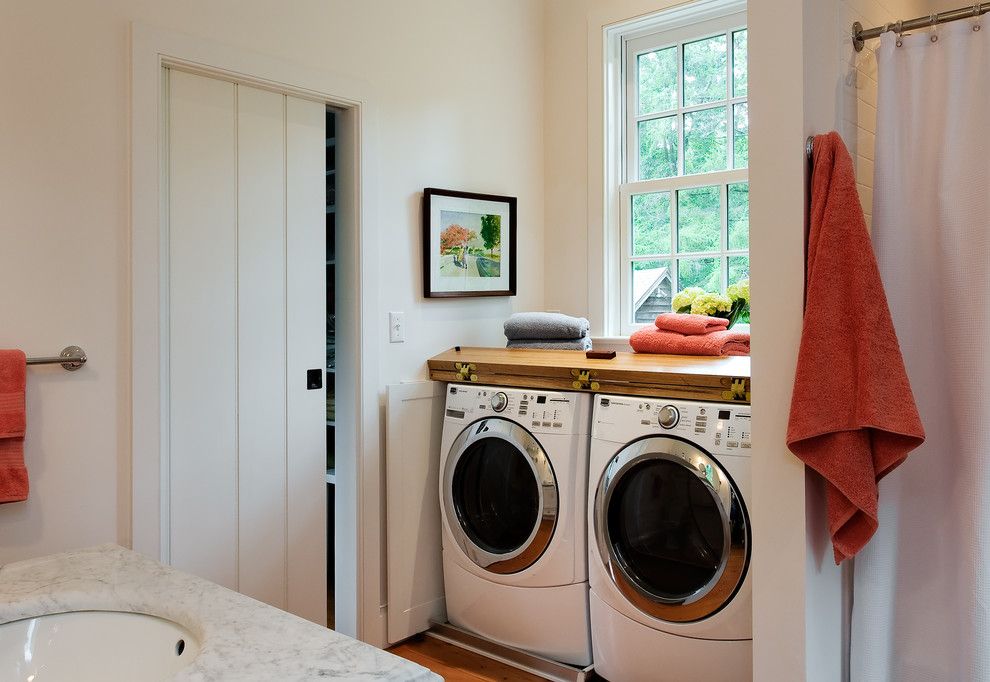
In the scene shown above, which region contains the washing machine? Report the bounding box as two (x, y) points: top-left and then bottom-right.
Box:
(588, 394), (752, 682)
(439, 384), (593, 667)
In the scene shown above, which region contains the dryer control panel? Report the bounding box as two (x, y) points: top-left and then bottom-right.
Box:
(592, 394), (751, 456)
(444, 385), (591, 436)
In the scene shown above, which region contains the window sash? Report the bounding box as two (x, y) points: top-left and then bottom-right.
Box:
(618, 169), (748, 335)
(624, 12), (747, 183)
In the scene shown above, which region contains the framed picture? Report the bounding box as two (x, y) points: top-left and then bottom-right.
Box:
(423, 187), (517, 298)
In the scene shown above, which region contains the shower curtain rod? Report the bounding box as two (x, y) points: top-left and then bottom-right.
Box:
(854, 3), (988, 51)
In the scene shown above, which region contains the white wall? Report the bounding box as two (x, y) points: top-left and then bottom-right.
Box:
(0, 0), (545, 570)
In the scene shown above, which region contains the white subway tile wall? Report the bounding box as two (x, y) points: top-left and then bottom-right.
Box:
(837, 0), (929, 230)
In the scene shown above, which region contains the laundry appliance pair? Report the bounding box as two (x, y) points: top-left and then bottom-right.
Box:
(438, 384), (753, 681)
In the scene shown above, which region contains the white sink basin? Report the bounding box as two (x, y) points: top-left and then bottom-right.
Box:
(0, 610), (200, 681)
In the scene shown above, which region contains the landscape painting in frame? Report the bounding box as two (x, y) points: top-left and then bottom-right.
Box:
(423, 188), (517, 297)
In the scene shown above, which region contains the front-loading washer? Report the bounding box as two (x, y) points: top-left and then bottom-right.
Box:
(439, 384), (593, 667)
(589, 394), (753, 682)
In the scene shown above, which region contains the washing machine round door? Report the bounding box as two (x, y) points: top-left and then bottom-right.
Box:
(443, 418), (558, 574)
(594, 436), (749, 623)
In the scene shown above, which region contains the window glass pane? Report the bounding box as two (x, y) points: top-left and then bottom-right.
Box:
(638, 47), (677, 115)
(677, 186), (720, 253)
(677, 256), (720, 291)
(683, 107), (727, 174)
(728, 255), (750, 285)
(639, 116), (678, 180)
(733, 29), (748, 97)
(733, 103), (748, 169)
(728, 182), (749, 250)
(632, 192), (672, 256)
(683, 34), (727, 106)
(632, 259), (673, 322)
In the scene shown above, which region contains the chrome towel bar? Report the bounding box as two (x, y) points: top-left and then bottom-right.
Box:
(26, 346), (87, 371)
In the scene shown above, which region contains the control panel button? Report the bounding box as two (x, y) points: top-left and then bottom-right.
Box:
(658, 405), (680, 429)
(490, 392), (508, 412)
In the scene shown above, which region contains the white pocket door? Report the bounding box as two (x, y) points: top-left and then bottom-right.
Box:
(165, 68), (326, 625)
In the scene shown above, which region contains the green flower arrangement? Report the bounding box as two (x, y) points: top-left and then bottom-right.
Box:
(673, 278), (750, 328)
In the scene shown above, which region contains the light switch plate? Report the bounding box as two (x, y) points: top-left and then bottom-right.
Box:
(389, 312), (405, 343)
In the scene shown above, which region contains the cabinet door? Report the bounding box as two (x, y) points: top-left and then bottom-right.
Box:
(386, 382), (447, 643)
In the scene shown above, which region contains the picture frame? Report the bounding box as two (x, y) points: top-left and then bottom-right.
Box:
(423, 187), (517, 298)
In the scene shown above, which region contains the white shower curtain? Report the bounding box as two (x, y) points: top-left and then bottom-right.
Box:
(850, 19), (990, 682)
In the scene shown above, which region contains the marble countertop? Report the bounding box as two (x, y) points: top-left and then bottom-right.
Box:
(0, 545), (440, 681)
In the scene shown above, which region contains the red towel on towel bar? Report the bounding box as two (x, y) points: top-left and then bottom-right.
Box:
(0, 350), (28, 503)
(629, 327), (749, 356)
(787, 132), (924, 564)
(654, 313), (730, 335)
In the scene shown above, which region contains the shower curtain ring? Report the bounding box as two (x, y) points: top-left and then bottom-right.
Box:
(929, 13), (939, 42)
(895, 19), (904, 46)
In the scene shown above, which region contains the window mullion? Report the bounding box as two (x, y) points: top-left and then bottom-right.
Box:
(671, 187), (679, 292)
(625, 38), (637, 183)
(720, 183), (729, 291)
(676, 43), (685, 177)
(726, 31), (735, 171)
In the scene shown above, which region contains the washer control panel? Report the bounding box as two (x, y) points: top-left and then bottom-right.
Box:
(444, 385), (590, 436)
(592, 394), (751, 456)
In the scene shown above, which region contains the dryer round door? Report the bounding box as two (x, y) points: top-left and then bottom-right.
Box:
(594, 436), (750, 623)
(442, 418), (558, 574)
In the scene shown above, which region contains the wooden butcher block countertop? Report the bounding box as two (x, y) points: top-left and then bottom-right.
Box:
(427, 346), (750, 404)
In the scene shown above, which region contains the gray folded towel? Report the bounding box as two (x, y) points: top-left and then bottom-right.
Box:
(504, 312), (591, 341)
(506, 335), (592, 351)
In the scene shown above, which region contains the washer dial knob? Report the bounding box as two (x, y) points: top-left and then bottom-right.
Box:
(658, 405), (680, 429)
(491, 392), (508, 412)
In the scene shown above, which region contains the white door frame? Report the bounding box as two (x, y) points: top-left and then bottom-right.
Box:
(129, 23), (386, 645)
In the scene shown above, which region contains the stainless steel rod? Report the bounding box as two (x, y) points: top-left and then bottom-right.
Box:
(25, 346), (87, 371)
(854, 3), (988, 50)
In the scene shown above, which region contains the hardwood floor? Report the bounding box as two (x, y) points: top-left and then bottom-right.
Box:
(388, 635), (546, 682)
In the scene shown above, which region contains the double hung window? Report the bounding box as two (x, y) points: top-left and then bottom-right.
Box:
(616, 10), (748, 334)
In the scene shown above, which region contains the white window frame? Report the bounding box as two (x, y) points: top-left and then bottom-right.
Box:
(602, 0), (747, 337)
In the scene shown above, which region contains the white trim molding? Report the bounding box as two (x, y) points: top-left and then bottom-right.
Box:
(129, 23), (386, 645)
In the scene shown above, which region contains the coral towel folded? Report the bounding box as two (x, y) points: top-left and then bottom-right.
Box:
(629, 327), (749, 356)
(0, 350), (28, 504)
(654, 313), (729, 336)
(787, 132), (925, 564)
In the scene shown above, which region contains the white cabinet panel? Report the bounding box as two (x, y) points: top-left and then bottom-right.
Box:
(286, 95), (328, 625)
(236, 85), (288, 609)
(167, 70), (238, 589)
(386, 382), (447, 644)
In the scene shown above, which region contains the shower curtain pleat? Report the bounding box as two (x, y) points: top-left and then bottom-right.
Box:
(851, 21), (990, 682)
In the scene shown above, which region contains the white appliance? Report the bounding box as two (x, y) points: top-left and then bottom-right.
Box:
(439, 385), (593, 666)
(589, 394), (753, 682)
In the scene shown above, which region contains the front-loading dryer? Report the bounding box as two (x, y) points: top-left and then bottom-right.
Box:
(439, 385), (592, 666)
(589, 394), (753, 682)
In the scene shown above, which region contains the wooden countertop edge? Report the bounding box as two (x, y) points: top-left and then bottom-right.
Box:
(426, 346), (751, 379)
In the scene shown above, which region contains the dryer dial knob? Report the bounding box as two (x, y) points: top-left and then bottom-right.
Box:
(658, 405), (680, 429)
(491, 392), (508, 412)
